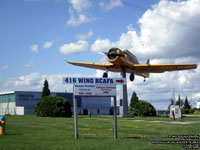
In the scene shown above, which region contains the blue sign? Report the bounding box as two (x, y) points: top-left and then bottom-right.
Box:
(63, 77), (126, 85)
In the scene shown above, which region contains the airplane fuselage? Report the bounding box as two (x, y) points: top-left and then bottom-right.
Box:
(106, 48), (149, 78)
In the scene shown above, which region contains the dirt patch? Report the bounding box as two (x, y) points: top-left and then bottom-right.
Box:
(132, 120), (200, 125)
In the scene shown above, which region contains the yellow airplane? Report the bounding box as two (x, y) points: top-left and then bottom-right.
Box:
(67, 48), (197, 82)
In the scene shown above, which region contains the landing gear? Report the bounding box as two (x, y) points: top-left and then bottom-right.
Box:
(144, 78), (146, 82)
(103, 72), (108, 78)
(130, 72), (135, 81)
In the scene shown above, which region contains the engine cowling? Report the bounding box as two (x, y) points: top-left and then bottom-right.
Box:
(106, 48), (124, 65)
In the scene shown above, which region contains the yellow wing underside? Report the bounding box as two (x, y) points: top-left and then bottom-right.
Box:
(67, 61), (197, 74)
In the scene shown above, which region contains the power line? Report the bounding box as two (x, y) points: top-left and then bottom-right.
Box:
(121, 0), (200, 32)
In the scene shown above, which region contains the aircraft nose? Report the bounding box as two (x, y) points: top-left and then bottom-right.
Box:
(107, 48), (119, 60)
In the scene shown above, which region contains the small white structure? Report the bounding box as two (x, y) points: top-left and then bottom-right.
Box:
(170, 105), (182, 119)
(197, 102), (200, 109)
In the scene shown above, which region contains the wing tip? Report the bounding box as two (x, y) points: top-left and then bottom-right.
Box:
(194, 64), (198, 69)
(66, 60), (73, 64)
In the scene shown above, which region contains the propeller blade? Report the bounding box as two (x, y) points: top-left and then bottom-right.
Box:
(98, 52), (108, 55)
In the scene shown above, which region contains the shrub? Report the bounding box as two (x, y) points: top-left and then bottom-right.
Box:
(194, 110), (200, 114)
(128, 107), (136, 116)
(190, 108), (200, 114)
(134, 100), (157, 116)
(35, 96), (72, 117)
(181, 108), (190, 114)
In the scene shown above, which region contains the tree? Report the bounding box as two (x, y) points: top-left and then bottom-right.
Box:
(168, 98), (175, 110)
(183, 96), (190, 109)
(42, 79), (50, 98)
(134, 100), (157, 116)
(130, 91), (139, 108)
(35, 96), (72, 117)
(129, 91), (139, 116)
(176, 95), (183, 108)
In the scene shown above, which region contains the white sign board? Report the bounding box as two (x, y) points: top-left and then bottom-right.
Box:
(63, 77), (126, 85)
(74, 84), (116, 96)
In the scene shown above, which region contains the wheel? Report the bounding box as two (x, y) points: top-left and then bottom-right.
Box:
(130, 72), (135, 81)
(103, 72), (108, 78)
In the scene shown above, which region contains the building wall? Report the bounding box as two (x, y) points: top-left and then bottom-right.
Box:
(0, 91), (42, 115)
(0, 91), (112, 115)
(0, 102), (16, 115)
(0, 93), (15, 103)
(197, 102), (200, 108)
(81, 97), (111, 108)
(81, 97), (111, 115)
(56, 93), (82, 107)
(15, 91), (41, 107)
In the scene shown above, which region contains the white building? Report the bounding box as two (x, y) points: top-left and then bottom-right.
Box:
(170, 105), (182, 119)
(0, 91), (112, 115)
(197, 102), (200, 109)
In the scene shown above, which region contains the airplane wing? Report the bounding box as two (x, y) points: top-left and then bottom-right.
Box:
(68, 61), (197, 73)
(67, 61), (115, 71)
(133, 64), (197, 73)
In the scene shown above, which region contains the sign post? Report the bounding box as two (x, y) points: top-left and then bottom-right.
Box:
(63, 77), (126, 139)
(114, 96), (117, 139)
(73, 87), (78, 139)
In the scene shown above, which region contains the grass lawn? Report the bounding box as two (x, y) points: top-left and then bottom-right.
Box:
(0, 115), (200, 150)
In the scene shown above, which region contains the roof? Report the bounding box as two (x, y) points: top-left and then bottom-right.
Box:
(0, 91), (15, 95)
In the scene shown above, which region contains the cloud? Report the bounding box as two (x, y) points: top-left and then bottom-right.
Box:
(76, 30), (93, 40)
(67, 0), (95, 26)
(99, 0), (123, 11)
(24, 62), (35, 71)
(137, 0), (200, 59)
(24, 0), (63, 2)
(24, 0), (45, 2)
(59, 40), (88, 54)
(68, 0), (91, 13)
(0, 72), (82, 93)
(90, 0), (200, 109)
(127, 24), (135, 31)
(43, 41), (53, 49)
(67, 8), (92, 26)
(0, 65), (8, 71)
(92, 0), (200, 61)
(30, 44), (38, 53)
(91, 39), (113, 52)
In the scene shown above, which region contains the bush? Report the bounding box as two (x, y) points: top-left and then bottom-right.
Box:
(194, 110), (200, 114)
(35, 96), (72, 117)
(128, 107), (136, 116)
(181, 108), (190, 114)
(190, 108), (200, 114)
(134, 100), (157, 116)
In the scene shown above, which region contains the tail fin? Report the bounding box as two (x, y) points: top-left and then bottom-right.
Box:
(146, 59), (150, 65)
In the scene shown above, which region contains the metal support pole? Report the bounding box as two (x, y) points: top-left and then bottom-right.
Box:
(113, 96), (117, 139)
(73, 89), (78, 139)
(120, 69), (128, 116)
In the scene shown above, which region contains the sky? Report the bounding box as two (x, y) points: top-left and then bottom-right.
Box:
(0, 0), (200, 109)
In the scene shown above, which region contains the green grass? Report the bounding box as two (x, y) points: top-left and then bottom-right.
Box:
(0, 115), (200, 150)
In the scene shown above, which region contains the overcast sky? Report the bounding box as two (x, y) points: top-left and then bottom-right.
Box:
(0, 0), (200, 109)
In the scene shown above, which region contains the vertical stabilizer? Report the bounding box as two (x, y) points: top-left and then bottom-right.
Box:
(146, 59), (150, 65)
